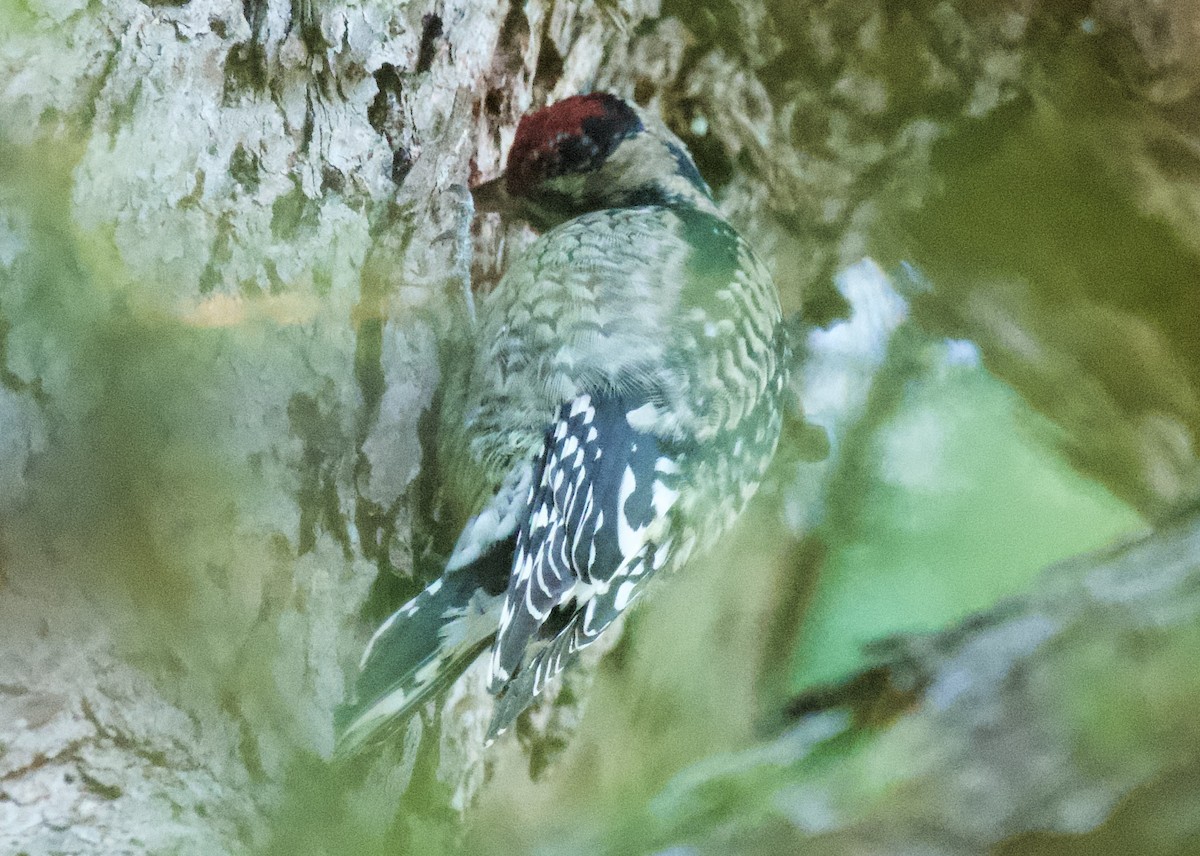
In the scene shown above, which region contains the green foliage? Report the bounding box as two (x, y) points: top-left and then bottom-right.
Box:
(794, 341), (1141, 689)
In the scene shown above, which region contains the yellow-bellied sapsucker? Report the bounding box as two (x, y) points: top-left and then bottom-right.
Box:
(336, 93), (788, 754)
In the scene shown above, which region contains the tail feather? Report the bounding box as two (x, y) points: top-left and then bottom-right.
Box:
(334, 536), (513, 759)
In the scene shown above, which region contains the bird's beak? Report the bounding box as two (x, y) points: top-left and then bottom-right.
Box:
(471, 175), (510, 215)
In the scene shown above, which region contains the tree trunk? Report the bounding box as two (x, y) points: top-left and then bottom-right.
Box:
(2, 0), (1199, 853)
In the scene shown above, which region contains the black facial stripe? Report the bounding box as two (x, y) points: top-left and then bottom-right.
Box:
(580, 104), (642, 154)
(549, 100), (643, 178)
(665, 142), (710, 194)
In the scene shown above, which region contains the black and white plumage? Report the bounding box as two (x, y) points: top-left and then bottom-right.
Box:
(487, 392), (680, 737)
(335, 93), (788, 756)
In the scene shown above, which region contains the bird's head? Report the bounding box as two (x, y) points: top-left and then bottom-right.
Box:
(474, 93), (716, 230)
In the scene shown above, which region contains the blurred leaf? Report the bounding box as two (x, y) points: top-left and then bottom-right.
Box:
(793, 341), (1142, 689)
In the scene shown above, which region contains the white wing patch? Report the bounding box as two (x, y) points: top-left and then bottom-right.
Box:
(445, 462), (534, 573)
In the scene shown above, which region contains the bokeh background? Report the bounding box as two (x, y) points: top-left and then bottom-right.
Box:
(2, 0), (1200, 854)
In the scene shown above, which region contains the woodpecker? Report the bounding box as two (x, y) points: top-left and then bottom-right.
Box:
(336, 93), (788, 755)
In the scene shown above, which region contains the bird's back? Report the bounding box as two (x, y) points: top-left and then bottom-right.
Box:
(450, 203), (787, 509)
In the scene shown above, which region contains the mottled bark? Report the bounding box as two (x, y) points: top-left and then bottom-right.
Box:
(1, 0), (1199, 853)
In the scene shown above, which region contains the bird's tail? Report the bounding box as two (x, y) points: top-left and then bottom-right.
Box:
(334, 563), (505, 760)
